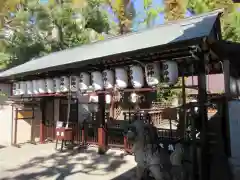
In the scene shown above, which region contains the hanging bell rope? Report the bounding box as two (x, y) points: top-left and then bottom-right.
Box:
(109, 86), (118, 120)
(109, 90), (115, 121)
(66, 80), (71, 128)
(109, 86), (123, 121)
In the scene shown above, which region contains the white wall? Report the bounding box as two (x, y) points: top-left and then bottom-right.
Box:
(0, 105), (12, 146)
(0, 83), (12, 146)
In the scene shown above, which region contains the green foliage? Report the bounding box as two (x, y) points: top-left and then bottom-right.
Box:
(0, 52), (10, 69)
(223, 10), (240, 42)
(187, 0), (211, 14)
(187, 0), (240, 42)
(140, 0), (184, 103)
(156, 78), (183, 103)
(142, 0), (164, 28)
(0, 0), (110, 68)
(158, 0), (240, 103)
(0, 0), (239, 104)
(164, 0), (187, 21)
(104, 0), (136, 34)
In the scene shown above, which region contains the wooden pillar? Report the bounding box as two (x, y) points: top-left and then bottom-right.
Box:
(197, 58), (209, 180)
(82, 123), (88, 145)
(30, 106), (35, 144)
(13, 107), (18, 145)
(97, 93), (107, 154)
(124, 135), (128, 151)
(81, 127), (85, 144)
(40, 99), (45, 144)
(180, 73), (186, 137)
(223, 59), (231, 156)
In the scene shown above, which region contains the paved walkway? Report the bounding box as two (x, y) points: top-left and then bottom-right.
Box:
(0, 143), (136, 180)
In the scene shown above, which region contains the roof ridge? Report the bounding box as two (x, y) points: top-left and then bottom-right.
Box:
(15, 9), (224, 63)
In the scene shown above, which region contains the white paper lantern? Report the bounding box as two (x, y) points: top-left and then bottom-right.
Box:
(91, 71), (104, 91)
(32, 80), (39, 94)
(12, 82), (20, 96)
(115, 68), (128, 89)
(89, 95), (99, 113)
(162, 61), (179, 85)
(102, 70), (114, 89)
(26, 81), (33, 95)
(46, 78), (54, 93)
(236, 79), (240, 96)
(129, 93), (145, 103)
(145, 62), (160, 87)
(129, 92), (138, 103)
(230, 77), (237, 95)
(70, 75), (79, 92)
(89, 95), (98, 103)
(129, 65), (144, 88)
(38, 79), (46, 94)
(79, 72), (90, 92)
(53, 77), (61, 93)
(60, 76), (69, 92)
(18, 81), (27, 95)
(190, 99), (199, 113)
(105, 94), (111, 104)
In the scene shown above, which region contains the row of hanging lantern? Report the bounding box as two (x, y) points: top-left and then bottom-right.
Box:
(12, 60), (179, 97)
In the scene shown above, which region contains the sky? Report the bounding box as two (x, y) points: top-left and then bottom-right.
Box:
(40, 0), (48, 4)
(132, 0), (164, 31)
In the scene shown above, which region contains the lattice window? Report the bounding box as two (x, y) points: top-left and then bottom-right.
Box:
(114, 105), (122, 120)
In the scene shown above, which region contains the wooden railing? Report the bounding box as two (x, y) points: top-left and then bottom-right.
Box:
(43, 110), (180, 152)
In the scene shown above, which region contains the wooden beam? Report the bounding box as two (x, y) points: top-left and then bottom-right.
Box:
(97, 93), (107, 154)
(223, 59), (231, 156)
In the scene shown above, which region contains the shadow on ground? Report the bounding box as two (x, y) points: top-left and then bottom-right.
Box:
(0, 145), (5, 149)
(0, 146), (135, 180)
(110, 167), (136, 180)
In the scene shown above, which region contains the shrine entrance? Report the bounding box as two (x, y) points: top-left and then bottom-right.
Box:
(1, 9), (237, 180)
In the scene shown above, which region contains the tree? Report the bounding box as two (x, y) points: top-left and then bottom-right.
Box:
(164, 0), (187, 21)
(222, 9), (240, 42)
(187, 0), (240, 42)
(0, 0), (24, 57)
(0, 0), (22, 28)
(158, 0), (240, 103)
(0, 0), (110, 68)
(146, 0), (186, 103)
(155, 77), (185, 104)
(104, 0), (136, 34)
(141, 0), (164, 28)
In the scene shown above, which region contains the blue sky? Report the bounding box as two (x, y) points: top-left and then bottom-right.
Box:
(40, 0), (48, 4)
(132, 0), (164, 31)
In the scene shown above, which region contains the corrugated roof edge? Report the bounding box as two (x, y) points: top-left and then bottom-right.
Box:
(0, 9), (224, 79)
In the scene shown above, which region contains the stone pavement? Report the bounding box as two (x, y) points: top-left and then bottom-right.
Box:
(0, 143), (136, 180)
